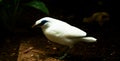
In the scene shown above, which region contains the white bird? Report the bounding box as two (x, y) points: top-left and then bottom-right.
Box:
(32, 17), (97, 59)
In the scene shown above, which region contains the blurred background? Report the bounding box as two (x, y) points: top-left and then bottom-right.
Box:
(0, 0), (120, 61)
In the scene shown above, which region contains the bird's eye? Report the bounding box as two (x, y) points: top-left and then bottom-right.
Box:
(41, 20), (48, 23)
(39, 20), (48, 26)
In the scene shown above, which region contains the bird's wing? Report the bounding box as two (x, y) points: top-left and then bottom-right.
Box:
(63, 26), (87, 38)
(48, 24), (87, 38)
(46, 20), (87, 38)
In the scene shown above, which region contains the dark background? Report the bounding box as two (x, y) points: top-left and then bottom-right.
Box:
(0, 0), (120, 61)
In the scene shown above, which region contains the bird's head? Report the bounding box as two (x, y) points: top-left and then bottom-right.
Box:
(32, 17), (63, 28)
(32, 17), (51, 28)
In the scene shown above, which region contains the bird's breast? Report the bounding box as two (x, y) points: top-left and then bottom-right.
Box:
(43, 28), (74, 47)
(44, 28), (64, 42)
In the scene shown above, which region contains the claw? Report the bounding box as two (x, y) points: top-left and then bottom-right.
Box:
(58, 53), (68, 60)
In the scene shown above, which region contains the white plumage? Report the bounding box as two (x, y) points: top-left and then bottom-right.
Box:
(32, 17), (97, 59)
(32, 17), (97, 47)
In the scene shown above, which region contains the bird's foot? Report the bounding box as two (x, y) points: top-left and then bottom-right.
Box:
(55, 53), (68, 60)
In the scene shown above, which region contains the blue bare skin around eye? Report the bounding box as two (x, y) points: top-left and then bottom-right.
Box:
(39, 20), (48, 26)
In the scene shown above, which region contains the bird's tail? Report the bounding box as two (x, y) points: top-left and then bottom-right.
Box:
(81, 37), (97, 43)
